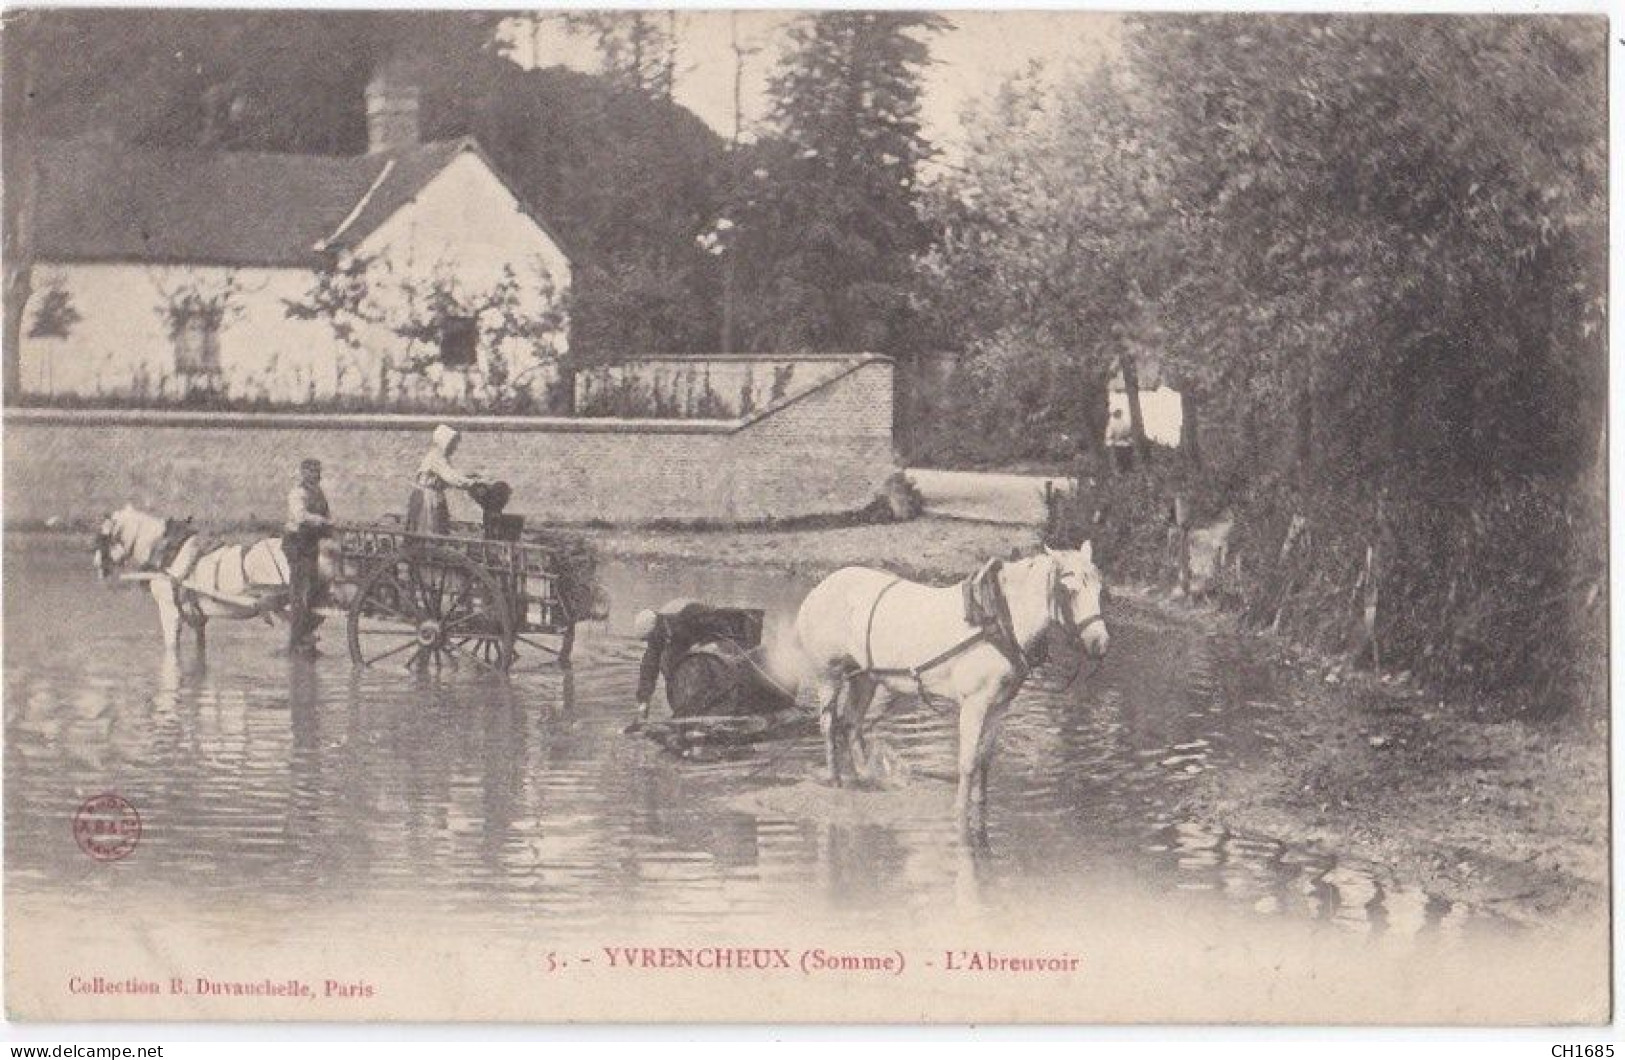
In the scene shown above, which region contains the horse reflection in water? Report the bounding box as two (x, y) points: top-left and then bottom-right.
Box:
(796, 544), (1109, 837)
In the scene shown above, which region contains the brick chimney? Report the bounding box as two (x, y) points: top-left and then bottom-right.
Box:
(365, 61), (420, 154)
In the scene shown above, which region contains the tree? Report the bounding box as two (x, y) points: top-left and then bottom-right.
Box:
(1121, 15), (1606, 487)
(735, 12), (945, 354)
(955, 15), (1605, 709)
(559, 12), (679, 101)
(912, 62), (1169, 465)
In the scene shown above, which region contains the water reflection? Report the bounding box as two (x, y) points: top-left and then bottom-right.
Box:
(1153, 819), (1473, 941)
(4, 543), (1497, 944)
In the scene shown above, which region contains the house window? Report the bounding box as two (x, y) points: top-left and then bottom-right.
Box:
(439, 315), (478, 369)
(173, 314), (221, 376)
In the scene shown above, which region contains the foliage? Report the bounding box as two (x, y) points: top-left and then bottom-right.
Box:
(284, 255), (567, 411)
(1048, 465), (1605, 719)
(1122, 15), (1606, 488)
(912, 63), (1169, 466)
(3, 12), (504, 157)
(26, 280), (81, 339)
(573, 369), (733, 419)
(552, 12), (679, 100)
(733, 12), (945, 355)
(880, 471), (925, 521)
(13, 385), (558, 418)
(937, 15), (1605, 716)
(153, 271), (247, 342)
(518, 526), (605, 624)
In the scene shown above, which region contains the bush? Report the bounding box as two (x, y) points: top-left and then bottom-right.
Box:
(1046, 462), (1606, 719)
(881, 471), (924, 521)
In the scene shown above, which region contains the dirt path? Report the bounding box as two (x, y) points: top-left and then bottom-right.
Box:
(903, 467), (1064, 525)
(1185, 629), (1609, 926)
(578, 515), (1042, 582)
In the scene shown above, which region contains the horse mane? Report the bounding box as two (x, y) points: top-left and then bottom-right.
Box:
(110, 506), (184, 570)
(996, 553), (1060, 652)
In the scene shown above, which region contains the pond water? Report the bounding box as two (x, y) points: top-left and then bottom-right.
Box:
(5, 541), (1490, 948)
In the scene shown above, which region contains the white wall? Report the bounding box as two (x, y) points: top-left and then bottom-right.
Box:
(359, 151), (571, 296)
(19, 150), (573, 406)
(336, 150), (573, 404)
(1107, 385), (1184, 448)
(19, 263), (351, 402)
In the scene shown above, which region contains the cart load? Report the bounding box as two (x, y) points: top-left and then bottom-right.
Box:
(636, 605), (811, 754)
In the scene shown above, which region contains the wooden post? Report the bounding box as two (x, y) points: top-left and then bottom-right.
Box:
(1363, 542), (1381, 673)
(1174, 493), (1191, 597)
(1365, 493), (1386, 674)
(721, 244), (737, 355)
(1119, 352), (1152, 468)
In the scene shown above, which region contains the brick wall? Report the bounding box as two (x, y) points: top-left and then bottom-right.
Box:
(4, 357), (895, 528)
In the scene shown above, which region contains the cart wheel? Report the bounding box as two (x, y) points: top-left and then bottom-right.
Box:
(506, 622), (575, 671)
(347, 547), (515, 671)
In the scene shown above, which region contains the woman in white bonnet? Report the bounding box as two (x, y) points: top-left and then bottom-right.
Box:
(406, 424), (483, 533)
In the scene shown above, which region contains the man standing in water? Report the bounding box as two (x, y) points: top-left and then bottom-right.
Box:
(284, 458), (332, 655)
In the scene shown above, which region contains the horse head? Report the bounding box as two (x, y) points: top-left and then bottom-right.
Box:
(92, 515), (116, 580)
(92, 505), (179, 580)
(92, 506), (139, 581)
(1044, 542), (1109, 659)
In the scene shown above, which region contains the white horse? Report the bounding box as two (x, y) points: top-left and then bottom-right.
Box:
(795, 544), (1109, 835)
(93, 505), (339, 653)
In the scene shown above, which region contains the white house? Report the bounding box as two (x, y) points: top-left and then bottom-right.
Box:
(17, 70), (572, 407)
(1106, 359), (1183, 449)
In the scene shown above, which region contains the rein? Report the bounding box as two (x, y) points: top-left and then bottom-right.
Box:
(860, 577), (996, 699)
(841, 560), (1107, 743)
(856, 560), (1102, 700)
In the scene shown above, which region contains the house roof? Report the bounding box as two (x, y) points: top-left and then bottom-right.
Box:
(26, 136), (568, 269)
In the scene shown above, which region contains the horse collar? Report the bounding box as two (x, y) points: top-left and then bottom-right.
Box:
(150, 522), (197, 573)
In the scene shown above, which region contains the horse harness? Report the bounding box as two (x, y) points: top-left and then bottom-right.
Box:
(149, 521), (210, 625)
(149, 519), (197, 574)
(856, 559), (1082, 701)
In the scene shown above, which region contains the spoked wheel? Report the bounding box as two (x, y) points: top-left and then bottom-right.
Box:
(347, 548), (515, 672)
(504, 620), (577, 673)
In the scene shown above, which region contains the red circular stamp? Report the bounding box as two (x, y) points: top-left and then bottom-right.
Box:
(72, 793), (141, 862)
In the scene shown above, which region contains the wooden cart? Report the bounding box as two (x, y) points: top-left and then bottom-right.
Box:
(334, 521), (591, 671)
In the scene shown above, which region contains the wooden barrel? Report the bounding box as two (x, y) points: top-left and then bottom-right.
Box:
(668, 640), (793, 719)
